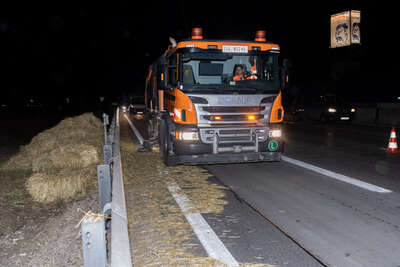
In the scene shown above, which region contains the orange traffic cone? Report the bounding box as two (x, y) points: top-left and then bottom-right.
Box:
(387, 127), (398, 153)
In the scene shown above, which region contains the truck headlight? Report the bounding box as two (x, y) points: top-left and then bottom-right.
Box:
(176, 131), (199, 141)
(328, 108), (336, 113)
(269, 129), (281, 138)
(351, 108), (356, 113)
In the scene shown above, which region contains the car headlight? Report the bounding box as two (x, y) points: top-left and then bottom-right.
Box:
(269, 129), (281, 138)
(351, 108), (356, 113)
(175, 131), (199, 141)
(328, 108), (336, 113)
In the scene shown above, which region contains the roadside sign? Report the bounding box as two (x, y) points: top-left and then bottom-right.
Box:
(331, 10), (361, 48)
(351, 10), (361, 44)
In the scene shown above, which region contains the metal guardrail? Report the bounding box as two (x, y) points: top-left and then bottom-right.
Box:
(81, 108), (133, 267)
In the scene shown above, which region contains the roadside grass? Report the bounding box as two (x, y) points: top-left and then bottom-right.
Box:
(0, 170), (32, 206)
(4, 191), (29, 203)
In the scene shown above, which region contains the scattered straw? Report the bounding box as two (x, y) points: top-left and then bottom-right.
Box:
(76, 209), (104, 228)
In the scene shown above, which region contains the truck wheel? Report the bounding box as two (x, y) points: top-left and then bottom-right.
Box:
(145, 113), (154, 139)
(160, 120), (177, 167)
(147, 119), (155, 139)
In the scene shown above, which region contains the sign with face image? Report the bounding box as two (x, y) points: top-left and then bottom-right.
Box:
(331, 11), (351, 48)
(351, 10), (361, 44)
(331, 10), (361, 48)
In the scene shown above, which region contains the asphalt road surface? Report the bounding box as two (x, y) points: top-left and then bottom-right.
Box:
(206, 121), (400, 267)
(129, 113), (400, 267)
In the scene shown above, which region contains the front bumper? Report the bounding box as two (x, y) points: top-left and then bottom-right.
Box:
(172, 125), (283, 164)
(174, 139), (284, 155)
(176, 151), (281, 165)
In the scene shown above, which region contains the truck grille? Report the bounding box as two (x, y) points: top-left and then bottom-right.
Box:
(219, 129), (251, 135)
(203, 114), (262, 121)
(203, 106), (265, 113)
(200, 128), (259, 144)
(188, 94), (273, 126)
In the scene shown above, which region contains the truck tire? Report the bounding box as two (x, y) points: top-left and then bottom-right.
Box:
(145, 113), (155, 139)
(159, 119), (178, 166)
(147, 118), (157, 139)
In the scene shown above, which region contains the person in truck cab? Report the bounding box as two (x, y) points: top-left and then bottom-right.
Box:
(233, 64), (247, 81)
(248, 56), (258, 80)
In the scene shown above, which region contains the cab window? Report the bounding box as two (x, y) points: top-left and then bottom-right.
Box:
(168, 54), (178, 87)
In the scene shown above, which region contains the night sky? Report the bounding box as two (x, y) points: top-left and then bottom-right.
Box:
(1, 4), (399, 103)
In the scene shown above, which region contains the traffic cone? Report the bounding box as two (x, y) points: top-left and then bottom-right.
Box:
(387, 127), (398, 153)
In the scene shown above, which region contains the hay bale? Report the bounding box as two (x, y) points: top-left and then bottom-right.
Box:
(26, 167), (96, 203)
(1, 112), (103, 204)
(32, 144), (100, 173)
(0, 113), (103, 172)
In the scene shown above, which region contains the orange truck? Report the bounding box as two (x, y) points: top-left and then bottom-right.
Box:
(145, 28), (285, 165)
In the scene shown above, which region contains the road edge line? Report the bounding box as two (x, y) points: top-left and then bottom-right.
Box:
(124, 114), (144, 145)
(166, 179), (239, 267)
(281, 155), (392, 193)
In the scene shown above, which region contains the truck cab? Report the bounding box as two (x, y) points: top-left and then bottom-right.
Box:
(145, 28), (286, 165)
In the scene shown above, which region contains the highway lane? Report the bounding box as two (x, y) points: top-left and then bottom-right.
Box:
(127, 113), (323, 266)
(206, 121), (400, 267)
(282, 121), (400, 191)
(129, 112), (400, 266)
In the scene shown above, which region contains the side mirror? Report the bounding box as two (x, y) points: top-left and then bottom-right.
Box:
(158, 57), (168, 90)
(281, 58), (289, 89)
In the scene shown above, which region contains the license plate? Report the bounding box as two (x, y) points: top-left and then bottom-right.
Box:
(222, 45), (248, 53)
(340, 117), (350, 120)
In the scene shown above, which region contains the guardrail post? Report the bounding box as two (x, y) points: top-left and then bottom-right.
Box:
(103, 113), (109, 144)
(110, 111), (116, 129)
(108, 127), (114, 145)
(104, 144), (112, 165)
(97, 164), (111, 214)
(81, 217), (107, 267)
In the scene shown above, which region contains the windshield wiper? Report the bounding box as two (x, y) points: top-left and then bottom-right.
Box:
(184, 84), (257, 94)
(236, 85), (280, 94)
(185, 82), (273, 92)
(232, 83), (262, 91)
(189, 84), (222, 89)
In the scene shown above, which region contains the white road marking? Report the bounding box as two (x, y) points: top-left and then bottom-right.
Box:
(281, 155), (392, 193)
(124, 114), (144, 145)
(166, 179), (239, 267)
(126, 114), (237, 265)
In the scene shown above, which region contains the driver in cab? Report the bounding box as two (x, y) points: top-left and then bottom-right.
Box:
(233, 59), (257, 81)
(233, 64), (246, 81)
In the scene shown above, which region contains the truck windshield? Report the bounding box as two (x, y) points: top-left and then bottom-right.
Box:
(181, 52), (280, 92)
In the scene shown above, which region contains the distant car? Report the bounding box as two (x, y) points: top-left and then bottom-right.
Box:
(129, 96), (145, 114)
(25, 97), (44, 109)
(0, 98), (10, 111)
(304, 94), (356, 122)
(121, 104), (128, 113)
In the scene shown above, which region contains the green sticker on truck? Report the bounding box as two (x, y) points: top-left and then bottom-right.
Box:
(268, 140), (278, 151)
